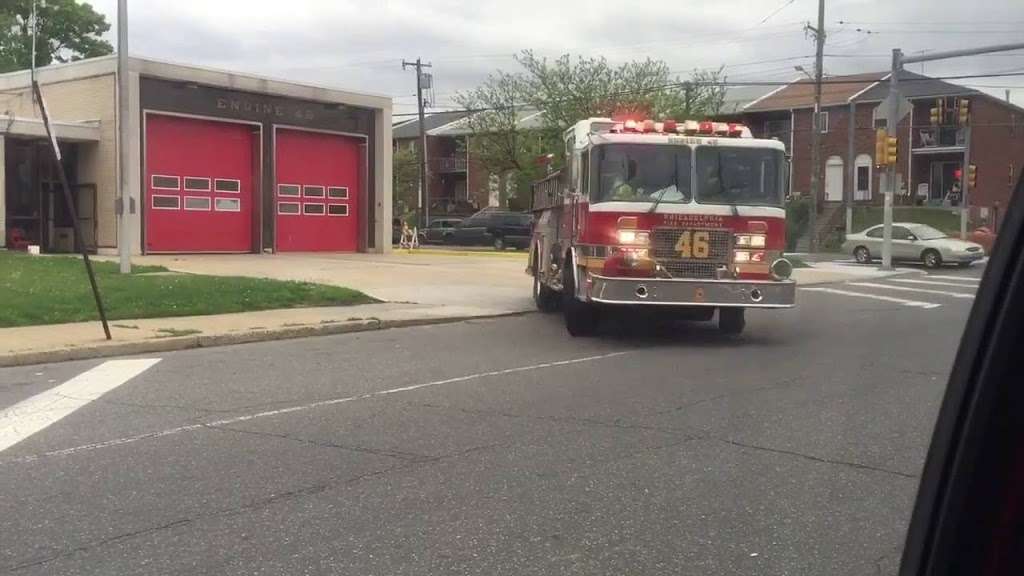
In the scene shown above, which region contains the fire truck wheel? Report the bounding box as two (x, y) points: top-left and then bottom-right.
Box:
(718, 307), (746, 336)
(562, 262), (599, 336)
(533, 269), (560, 313)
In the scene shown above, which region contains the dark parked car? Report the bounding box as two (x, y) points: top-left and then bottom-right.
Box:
(447, 210), (532, 250)
(418, 218), (463, 244)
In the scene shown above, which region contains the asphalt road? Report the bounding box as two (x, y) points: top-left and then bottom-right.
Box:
(0, 264), (984, 575)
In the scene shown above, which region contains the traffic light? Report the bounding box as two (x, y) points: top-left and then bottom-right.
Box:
(875, 129), (888, 166)
(885, 136), (899, 166)
(930, 98), (944, 125)
(957, 98), (970, 126)
(967, 164), (977, 189)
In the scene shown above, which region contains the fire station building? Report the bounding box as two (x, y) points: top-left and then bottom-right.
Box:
(0, 55), (393, 255)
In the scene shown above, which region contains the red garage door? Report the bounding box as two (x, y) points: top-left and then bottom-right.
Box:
(145, 114), (257, 253)
(275, 128), (360, 252)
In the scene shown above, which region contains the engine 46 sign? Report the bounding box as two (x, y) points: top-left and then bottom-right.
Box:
(675, 230), (711, 259)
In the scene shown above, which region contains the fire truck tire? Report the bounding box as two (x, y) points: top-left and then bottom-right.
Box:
(563, 261), (599, 336)
(718, 307), (746, 336)
(533, 268), (560, 313)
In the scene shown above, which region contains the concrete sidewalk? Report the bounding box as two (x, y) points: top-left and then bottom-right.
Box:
(1, 251), (915, 366)
(0, 302), (524, 367)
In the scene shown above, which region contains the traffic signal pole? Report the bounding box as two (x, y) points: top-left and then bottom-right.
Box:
(882, 41), (1024, 267)
(882, 49), (900, 271)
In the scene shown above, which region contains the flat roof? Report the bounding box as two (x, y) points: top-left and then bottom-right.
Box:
(0, 54), (392, 111)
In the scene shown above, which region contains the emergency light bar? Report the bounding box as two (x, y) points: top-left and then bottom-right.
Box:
(605, 118), (751, 138)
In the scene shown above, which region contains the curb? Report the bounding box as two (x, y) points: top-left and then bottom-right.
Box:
(0, 312), (531, 368)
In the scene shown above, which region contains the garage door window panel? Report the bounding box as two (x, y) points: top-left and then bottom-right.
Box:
(278, 184), (301, 197)
(304, 203), (325, 215)
(215, 179), (241, 193)
(152, 195), (180, 210)
(278, 202), (300, 215)
(304, 185), (325, 198)
(328, 187), (349, 199)
(152, 175), (180, 190)
(184, 177), (211, 192)
(215, 198), (241, 212)
(184, 196), (212, 211)
(328, 204), (349, 216)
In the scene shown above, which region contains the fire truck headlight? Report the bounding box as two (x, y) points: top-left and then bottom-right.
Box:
(734, 250), (766, 263)
(734, 250), (751, 263)
(735, 234), (766, 248)
(618, 230), (650, 245)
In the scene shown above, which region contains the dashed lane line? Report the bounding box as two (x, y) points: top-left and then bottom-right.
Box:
(847, 282), (975, 300)
(800, 287), (941, 309)
(0, 352), (628, 465)
(889, 278), (979, 289)
(926, 275), (981, 283)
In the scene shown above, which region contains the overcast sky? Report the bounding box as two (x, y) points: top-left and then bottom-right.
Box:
(88, 0), (1023, 115)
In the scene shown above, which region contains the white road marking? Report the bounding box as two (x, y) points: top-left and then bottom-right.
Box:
(2, 352), (628, 464)
(800, 287), (941, 309)
(0, 359), (161, 454)
(927, 275), (981, 284)
(890, 278), (979, 289)
(848, 282), (975, 300)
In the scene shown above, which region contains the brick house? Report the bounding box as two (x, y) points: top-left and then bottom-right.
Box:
(743, 70), (1024, 235)
(392, 109), (547, 218)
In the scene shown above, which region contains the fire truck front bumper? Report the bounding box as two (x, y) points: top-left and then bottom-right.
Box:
(587, 275), (796, 308)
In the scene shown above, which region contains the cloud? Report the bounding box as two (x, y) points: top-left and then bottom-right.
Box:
(87, 0), (1024, 112)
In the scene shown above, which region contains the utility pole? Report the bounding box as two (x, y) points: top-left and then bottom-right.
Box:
(402, 58), (432, 229)
(881, 49), (900, 270)
(805, 0), (826, 253)
(881, 41), (1024, 266)
(846, 100), (855, 237)
(117, 0), (131, 273)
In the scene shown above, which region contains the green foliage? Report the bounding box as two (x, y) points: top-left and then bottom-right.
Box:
(851, 206), (963, 235)
(785, 197), (811, 252)
(0, 0), (113, 73)
(0, 251), (374, 327)
(392, 144), (420, 221)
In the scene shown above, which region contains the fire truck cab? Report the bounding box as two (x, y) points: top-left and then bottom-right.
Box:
(528, 117), (796, 337)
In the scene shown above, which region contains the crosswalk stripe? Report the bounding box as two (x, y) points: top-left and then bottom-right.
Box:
(0, 359), (161, 454)
(801, 287), (941, 309)
(848, 282), (975, 299)
(890, 278), (979, 289)
(927, 275), (981, 284)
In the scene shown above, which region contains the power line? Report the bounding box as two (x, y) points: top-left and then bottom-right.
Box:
(390, 71), (1024, 117)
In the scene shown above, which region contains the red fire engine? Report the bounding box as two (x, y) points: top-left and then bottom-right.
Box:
(528, 117), (796, 336)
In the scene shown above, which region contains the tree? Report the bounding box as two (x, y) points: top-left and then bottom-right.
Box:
(0, 0), (113, 73)
(455, 71), (556, 209)
(392, 144), (420, 222)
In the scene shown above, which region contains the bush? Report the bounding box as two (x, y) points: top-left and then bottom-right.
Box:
(785, 197), (811, 252)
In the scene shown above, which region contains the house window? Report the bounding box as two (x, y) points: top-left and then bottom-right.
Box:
(855, 154), (873, 201)
(857, 166), (870, 191)
(818, 111), (829, 133)
(872, 107), (887, 130)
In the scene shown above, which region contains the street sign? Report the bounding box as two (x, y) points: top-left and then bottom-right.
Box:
(874, 93), (913, 125)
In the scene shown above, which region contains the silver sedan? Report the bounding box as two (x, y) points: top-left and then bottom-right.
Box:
(841, 223), (985, 268)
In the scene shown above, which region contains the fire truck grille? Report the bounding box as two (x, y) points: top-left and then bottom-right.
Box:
(651, 228), (733, 279)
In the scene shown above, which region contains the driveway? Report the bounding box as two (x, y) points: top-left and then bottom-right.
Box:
(120, 251), (534, 314)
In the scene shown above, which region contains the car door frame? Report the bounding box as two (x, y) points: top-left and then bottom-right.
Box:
(891, 225), (918, 261)
(900, 173), (1024, 576)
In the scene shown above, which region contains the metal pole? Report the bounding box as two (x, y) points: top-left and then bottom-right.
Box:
(117, 0), (131, 273)
(882, 49), (901, 271)
(846, 100), (855, 236)
(901, 41), (1024, 64)
(33, 81), (112, 340)
(961, 125), (972, 239)
(402, 59), (431, 230)
(807, 0), (825, 253)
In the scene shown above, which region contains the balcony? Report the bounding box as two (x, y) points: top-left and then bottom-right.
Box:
(435, 156), (468, 173)
(914, 126), (966, 154)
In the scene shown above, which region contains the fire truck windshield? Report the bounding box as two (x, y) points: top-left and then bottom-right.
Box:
(695, 146), (785, 207)
(592, 144), (691, 204)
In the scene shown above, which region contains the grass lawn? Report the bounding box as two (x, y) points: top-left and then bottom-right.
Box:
(0, 251), (375, 328)
(851, 206), (963, 235)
